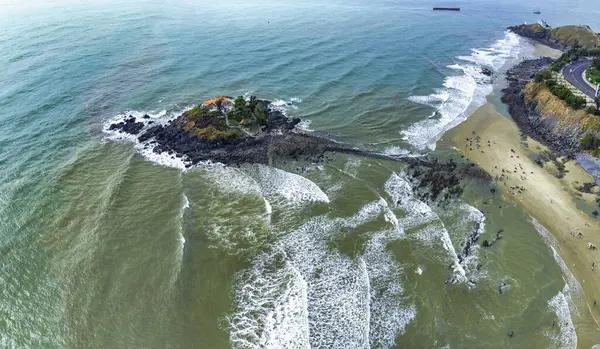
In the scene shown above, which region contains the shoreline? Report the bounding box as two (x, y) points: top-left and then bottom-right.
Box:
(438, 40), (600, 346)
(439, 102), (600, 347)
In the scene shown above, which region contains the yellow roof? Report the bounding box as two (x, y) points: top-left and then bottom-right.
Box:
(201, 96), (232, 106)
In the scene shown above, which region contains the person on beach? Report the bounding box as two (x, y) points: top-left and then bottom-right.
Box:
(593, 262), (595, 271)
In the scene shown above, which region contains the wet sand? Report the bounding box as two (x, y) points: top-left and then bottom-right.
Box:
(439, 103), (600, 347)
(533, 42), (563, 59)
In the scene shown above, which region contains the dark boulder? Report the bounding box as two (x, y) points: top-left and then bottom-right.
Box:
(109, 117), (144, 135)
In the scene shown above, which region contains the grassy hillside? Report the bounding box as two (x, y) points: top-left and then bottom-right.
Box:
(509, 23), (600, 50)
(549, 25), (600, 50)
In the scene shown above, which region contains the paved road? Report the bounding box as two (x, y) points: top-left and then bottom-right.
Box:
(563, 59), (597, 99)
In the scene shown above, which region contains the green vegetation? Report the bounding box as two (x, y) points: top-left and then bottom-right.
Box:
(580, 134), (600, 157)
(549, 47), (600, 72)
(535, 69), (552, 82)
(549, 25), (600, 50)
(545, 80), (587, 109)
(179, 95), (270, 140)
(511, 24), (600, 51)
(535, 70), (587, 109)
(587, 57), (600, 85)
(581, 133), (600, 150)
(230, 95), (268, 125)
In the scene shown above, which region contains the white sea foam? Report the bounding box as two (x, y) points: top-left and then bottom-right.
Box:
(178, 194), (189, 249)
(228, 200), (415, 348)
(547, 288), (578, 349)
(403, 31), (522, 150)
(263, 198), (272, 215)
(384, 173), (467, 284)
(457, 32), (521, 70)
(532, 218), (582, 349)
(253, 165), (330, 204)
(363, 230), (416, 347)
(103, 108), (194, 170)
(381, 146), (412, 156)
(438, 203), (487, 285)
(268, 97), (301, 115)
(203, 165), (263, 197)
(343, 157), (361, 178)
(295, 119), (313, 132)
(532, 219), (584, 314)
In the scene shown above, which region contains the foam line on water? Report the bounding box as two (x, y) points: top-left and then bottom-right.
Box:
(227, 200), (415, 348)
(363, 230), (416, 347)
(254, 165), (330, 204)
(403, 31), (522, 150)
(532, 218), (582, 348)
(103, 108), (194, 170)
(547, 288), (578, 349)
(532, 218), (584, 314)
(437, 203), (487, 286)
(384, 173), (467, 284)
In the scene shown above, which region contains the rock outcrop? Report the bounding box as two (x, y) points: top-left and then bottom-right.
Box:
(508, 23), (600, 50)
(501, 57), (582, 156)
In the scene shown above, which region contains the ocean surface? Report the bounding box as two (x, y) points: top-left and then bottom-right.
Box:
(1, 0), (600, 348)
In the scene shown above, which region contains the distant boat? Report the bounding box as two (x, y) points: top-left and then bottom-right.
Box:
(433, 7), (460, 11)
(533, 11), (541, 14)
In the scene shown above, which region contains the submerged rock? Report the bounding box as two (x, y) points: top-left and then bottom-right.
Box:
(481, 67), (493, 76)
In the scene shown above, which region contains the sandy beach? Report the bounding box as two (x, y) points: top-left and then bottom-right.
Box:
(439, 103), (600, 347)
(533, 42), (563, 59)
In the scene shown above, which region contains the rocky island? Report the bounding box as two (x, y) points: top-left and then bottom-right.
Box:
(109, 96), (344, 166)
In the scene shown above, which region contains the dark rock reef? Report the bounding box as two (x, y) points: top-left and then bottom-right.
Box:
(111, 97), (336, 167)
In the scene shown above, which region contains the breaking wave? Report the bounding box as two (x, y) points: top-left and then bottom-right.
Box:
(403, 31), (522, 150)
(227, 198), (415, 348)
(532, 219), (580, 349)
(547, 288), (577, 349)
(103, 108), (192, 169)
(384, 173), (466, 282)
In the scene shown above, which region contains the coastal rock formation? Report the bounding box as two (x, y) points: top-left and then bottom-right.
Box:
(109, 97), (332, 166)
(108, 116), (145, 135)
(108, 97), (492, 197)
(501, 57), (582, 156)
(508, 23), (600, 50)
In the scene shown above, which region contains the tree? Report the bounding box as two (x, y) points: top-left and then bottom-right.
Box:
(234, 96), (247, 111)
(595, 96), (600, 112)
(535, 69), (552, 82)
(248, 95), (258, 113)
(216, 99), (223, 113)
(593, 57), (600, 70)
(232, 96), (248, 121)
(254, 104), (268, 125)
(581, 134), (599, 150)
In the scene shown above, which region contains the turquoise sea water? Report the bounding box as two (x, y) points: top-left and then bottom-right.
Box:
(1, 0), (600, 348)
